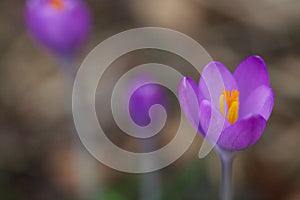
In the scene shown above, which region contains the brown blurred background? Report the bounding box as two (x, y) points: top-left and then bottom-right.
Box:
(0, 0), (300, 200)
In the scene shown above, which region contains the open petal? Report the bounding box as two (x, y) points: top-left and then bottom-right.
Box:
(178, 77), (201, 132)
(199, 100), (230, 141)
(199, 62), (238, 108)
(240, 85), (274, 120)
(217, 115), (267, 151)
(234, 56), (270, 103)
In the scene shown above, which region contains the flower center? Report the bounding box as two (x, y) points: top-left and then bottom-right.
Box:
(49, 0), (64, 10)
(219, 89), (239, 124)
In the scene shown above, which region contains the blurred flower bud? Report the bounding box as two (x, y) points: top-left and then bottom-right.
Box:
(24, 0), (92, 57)
(129, 76), (167, 127)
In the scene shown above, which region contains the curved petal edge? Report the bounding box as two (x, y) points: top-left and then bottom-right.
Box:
(217, 115), (267, 151)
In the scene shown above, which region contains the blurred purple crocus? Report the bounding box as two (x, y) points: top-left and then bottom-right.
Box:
(24, 0), (92, 57)
(178, 55), (274, 151)
(129, 77), (167, 127)
(128, 76), (166, 200)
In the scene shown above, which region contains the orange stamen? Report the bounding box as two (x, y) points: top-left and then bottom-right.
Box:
(49, 0), (64, 10)
(220, 89), (239, 124)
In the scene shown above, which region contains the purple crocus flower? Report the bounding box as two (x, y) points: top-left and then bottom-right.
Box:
(178, 55), (274, 151)
(128, 76), (165, 200)
(24, 0), (92, 57)
(129, 77), (167, 127)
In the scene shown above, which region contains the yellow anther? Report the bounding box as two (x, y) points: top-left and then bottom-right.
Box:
(220, 89), (239, 124)
(219, 94), (225, 116)
(227, 101), (239, 124)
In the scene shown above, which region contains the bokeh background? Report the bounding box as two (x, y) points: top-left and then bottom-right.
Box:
(0, 0), (300, 199)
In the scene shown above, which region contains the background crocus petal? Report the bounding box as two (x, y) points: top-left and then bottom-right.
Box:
(199, 62), (238, 108)
(233, 56), (270, 103)
(217, 115), (267, 151)
(240, 85), (274, 120)
(129, 83), (167, 126)
(25, 0), (92, 57)
(178, 77), (201, 132)
(199, 100), (230, 139)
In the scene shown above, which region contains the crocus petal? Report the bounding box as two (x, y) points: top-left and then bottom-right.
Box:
(129, 83), (166, 126)
(25, 0), (92, 56)
(199, 62), (238, 108)
(199, 100), (230, 140)
(234, 56), (270, 103)
(217, 115), (267, 151)
(178, 77), (201, 132)
(240, 85), (274, 120)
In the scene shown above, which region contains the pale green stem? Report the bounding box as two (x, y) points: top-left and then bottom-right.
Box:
(139, 137), (162, 200)
(216, 147), (236, 200)
(58, 57), (101, 200)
